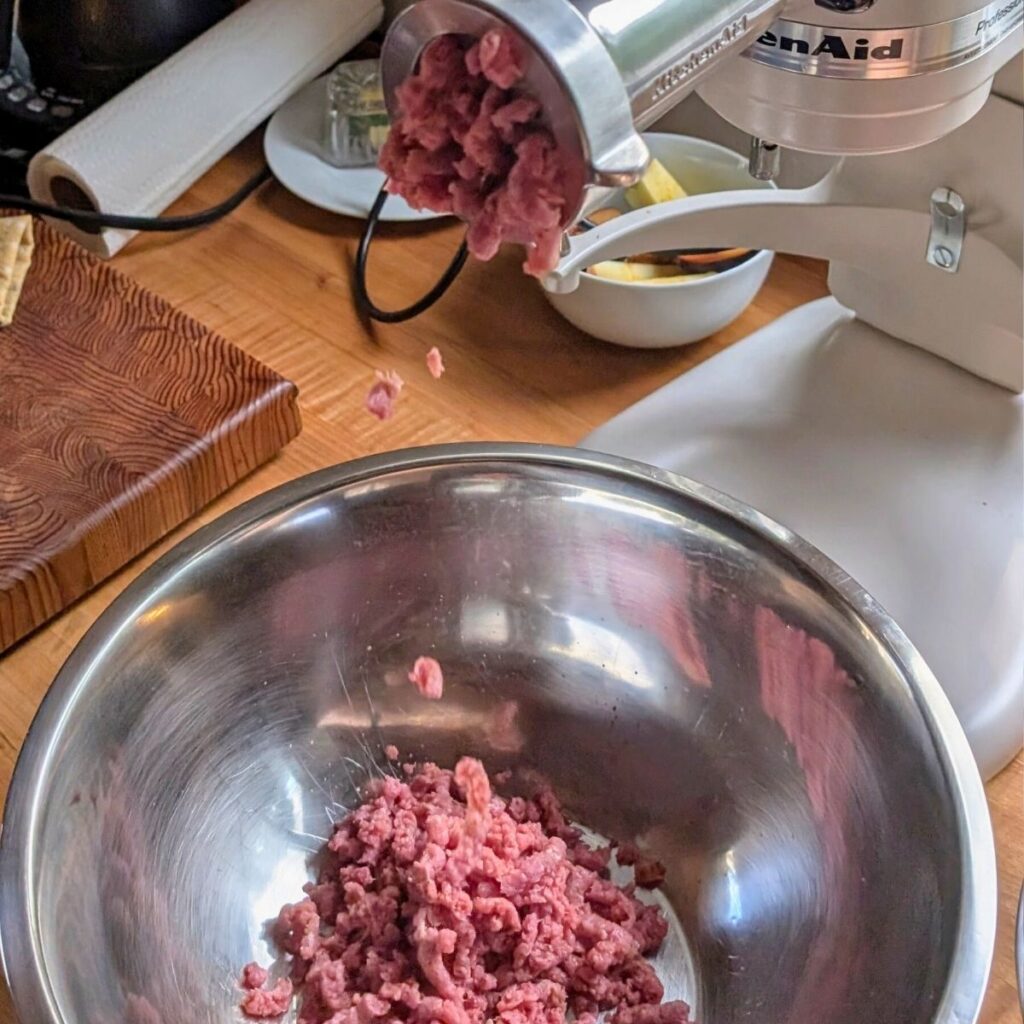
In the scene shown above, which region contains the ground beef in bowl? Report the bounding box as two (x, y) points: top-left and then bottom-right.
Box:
(240, 757), (692, 1024)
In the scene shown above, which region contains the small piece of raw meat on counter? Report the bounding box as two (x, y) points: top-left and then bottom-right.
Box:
(365, 369), (404, 421)
(426, 345), (446, 378)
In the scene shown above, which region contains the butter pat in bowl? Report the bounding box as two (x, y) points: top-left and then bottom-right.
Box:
(544, 134), (776, 349)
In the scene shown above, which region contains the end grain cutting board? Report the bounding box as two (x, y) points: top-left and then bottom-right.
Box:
(0, 219), (302, 653)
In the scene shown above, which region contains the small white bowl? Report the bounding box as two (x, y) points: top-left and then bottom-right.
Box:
(545, 133), (775, 349)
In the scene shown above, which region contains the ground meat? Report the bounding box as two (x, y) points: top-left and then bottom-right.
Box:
(426, 346), (445, 379)
(241, 962), (269, 990)
(408, 656), (444, 699)
(241, 758), (694, 1024)
(365, 370), (404, 421)
(453, 756), (491, 840)
(240, 977), (294, 1018)
(385, 744), (401, 762)
(634, 861), (667, 890)
(380, 30), (579, 277)
(613, 1001), (692, 1024)
(616, 843), (667, 890)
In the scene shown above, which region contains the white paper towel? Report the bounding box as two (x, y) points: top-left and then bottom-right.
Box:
(28, 0), (383, 257)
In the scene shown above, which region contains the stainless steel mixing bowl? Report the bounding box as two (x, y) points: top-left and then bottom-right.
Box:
(1017, 884), (1023, 1014)
(0, 445), (995, 1024)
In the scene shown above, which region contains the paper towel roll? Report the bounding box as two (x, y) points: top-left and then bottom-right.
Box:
(28, 0), (383, 258)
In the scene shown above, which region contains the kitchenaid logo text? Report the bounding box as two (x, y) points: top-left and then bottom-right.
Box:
(977, 0), (1022, 34)
(749, 3), (1022, 78)
(756, 29), (904, 61)
(652, 15), (749, 98)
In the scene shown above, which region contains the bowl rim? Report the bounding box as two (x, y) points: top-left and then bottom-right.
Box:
(0, 443), (997, 1024)
(1016, 884), (1023, 1014)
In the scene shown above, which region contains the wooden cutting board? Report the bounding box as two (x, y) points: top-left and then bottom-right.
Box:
(0, 219), (302, 653)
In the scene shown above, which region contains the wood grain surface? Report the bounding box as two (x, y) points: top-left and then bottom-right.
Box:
(0, 135), (1019, 1023)
(0, 218), (301, 652)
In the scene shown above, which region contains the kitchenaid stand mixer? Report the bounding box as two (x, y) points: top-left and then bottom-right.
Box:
(381, 1), (1024, 778)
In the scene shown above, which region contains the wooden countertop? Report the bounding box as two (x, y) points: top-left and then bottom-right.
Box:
(0, 137), (1020, 1022)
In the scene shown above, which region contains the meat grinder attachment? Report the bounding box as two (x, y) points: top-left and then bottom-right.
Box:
(382, 0), (1023, 209)
(381, 0), (785, 218)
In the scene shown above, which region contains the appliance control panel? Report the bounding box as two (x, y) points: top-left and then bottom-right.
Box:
(0, 65), (85, 128)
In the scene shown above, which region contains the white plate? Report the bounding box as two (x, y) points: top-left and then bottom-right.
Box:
(264, 73), (446, 223)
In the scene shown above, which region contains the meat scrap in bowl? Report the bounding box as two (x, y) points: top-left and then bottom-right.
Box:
(380, 30), (581, 277)
(616, 842), (668, 890)
(239, 963), (293, 1018)
(240, 757), (694, 1023)
(408, 655), (444, 699)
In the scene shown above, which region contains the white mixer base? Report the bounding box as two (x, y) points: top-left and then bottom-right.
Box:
(584, 297), (1023, 780)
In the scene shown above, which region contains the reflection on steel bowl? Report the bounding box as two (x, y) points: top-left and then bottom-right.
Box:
(0, 444), (995, 1024)
(1017, 885), (1023, 1014)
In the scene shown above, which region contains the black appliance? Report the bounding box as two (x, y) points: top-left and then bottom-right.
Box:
(0, 0), (235, 188)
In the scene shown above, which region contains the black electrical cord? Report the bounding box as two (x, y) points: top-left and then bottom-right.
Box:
(0, 165), (273, 231)
(354, 184), (468, 323)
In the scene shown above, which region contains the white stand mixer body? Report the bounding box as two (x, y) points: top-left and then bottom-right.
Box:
(549, 93), (1024, 392)
(572, 82), (1024, 779)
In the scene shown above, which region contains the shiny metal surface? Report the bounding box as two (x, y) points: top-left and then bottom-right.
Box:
(927, 187), (966, 273)
(1017, 884), (1024, 1014)
(745, 3), (1024, 80)
(0, 444), (996, 1024)
(700, 2), (1024, 155)
(383, 0), (1023, 191)
(381, 0), (783, 209)
(747, 136), (781, 178)
(382, 0), (650, 197)
(576, 0), (784, 126)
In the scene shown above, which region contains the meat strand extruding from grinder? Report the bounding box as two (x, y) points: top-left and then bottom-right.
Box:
(380, 31), (578, 277)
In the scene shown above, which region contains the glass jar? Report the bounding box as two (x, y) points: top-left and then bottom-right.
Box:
(323, 59), (391, 168)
